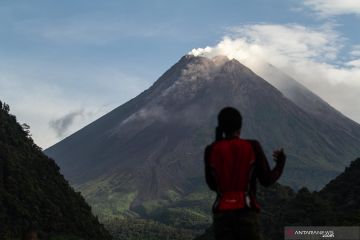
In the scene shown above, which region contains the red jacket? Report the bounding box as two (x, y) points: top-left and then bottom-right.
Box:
(204, 137), (285, 212)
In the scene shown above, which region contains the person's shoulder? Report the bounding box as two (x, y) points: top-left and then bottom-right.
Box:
(241, 139), (264, 150)
(205, 140), (224, 153)
(204, 142), (217, 159)
(205, 142), (215, 152)
(241, 138), (260, 145)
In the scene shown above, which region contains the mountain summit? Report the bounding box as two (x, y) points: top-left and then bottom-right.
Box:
(45, 55), (360, 218)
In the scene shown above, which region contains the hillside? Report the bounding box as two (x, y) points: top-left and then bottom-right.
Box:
(194, 158), (360, 240)
(0, 101), (112, 240)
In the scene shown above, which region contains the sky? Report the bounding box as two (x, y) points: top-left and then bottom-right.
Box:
(1, 0), (359, 148)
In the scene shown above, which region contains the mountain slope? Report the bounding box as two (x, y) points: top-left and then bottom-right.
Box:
(0, 101), (112, 240)
(252, 61), (360, 139)
(318, 158), (360, 223)
(45, 55), (360, 219)
(268, 158), (360, 239)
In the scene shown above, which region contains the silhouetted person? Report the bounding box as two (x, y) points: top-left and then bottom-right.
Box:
(204, 107), (286, 240)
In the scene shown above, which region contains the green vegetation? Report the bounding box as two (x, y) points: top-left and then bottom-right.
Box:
(194, 158), (360, 240)
(0, 101), (112, 240)
(105, 218), (198, 240)
(103, 157), (359, 240)
(87, 190), (138, 219)
(104, 158), (360, 240)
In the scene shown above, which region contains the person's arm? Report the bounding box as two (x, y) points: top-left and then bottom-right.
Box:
(251, 140), (286, 187)
(204, 145), (217, 191)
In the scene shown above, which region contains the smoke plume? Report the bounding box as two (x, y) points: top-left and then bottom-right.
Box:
(189, 23), (360, 123)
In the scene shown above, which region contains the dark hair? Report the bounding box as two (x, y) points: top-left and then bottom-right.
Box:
(216, 107), (242, 141)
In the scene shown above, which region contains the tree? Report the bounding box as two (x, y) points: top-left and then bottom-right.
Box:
(21, 123), (31, 138)
(0, 101), (10, 113)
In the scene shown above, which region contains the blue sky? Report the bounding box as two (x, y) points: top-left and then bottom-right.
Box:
(1, 0), (360, 148)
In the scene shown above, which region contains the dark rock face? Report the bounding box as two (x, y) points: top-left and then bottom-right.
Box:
(45, 55), (360, 211)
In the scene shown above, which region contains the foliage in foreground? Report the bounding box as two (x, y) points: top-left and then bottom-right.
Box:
(194, 158), (360, 240)
(105, 217), (199, 240)
(0, 101), (112, 240)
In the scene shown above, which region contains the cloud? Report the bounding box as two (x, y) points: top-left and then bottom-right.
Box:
(121, 106), (167, 125)
(302, 0), (360, 16)
(49, 109), (84, 137)
(350, 45), (360, 57)
(0, 59), (149, 148)
(13, 17), (182, 45)
(190, 23), (360, 123)
(191, 24), (341, 63)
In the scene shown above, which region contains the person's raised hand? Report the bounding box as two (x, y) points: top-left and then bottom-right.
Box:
(272, 148), (286, 163)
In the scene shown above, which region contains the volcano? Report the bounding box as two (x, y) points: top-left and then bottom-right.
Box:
(45, 55), (360, 218)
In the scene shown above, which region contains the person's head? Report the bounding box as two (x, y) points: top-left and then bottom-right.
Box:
(216, 107), (242, 141)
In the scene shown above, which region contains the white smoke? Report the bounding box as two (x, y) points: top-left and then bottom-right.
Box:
(121, 106), (167, 125)
(161, 56), (228, 99)
(49, 109), (85, 137)
(189, 23), (360, 123)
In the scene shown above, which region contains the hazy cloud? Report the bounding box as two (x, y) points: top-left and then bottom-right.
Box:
(0, 59), (148, 148)
(191, 24), (341, 63)
(190, 23), (360, 123)
(49, 109), (84, 137)
(346, 59), (360, 68)
(350, 45), (360, 58)
(14, 18), (182, 44)
(121, 106), (167, 125)
(302, 0), (360, 16)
